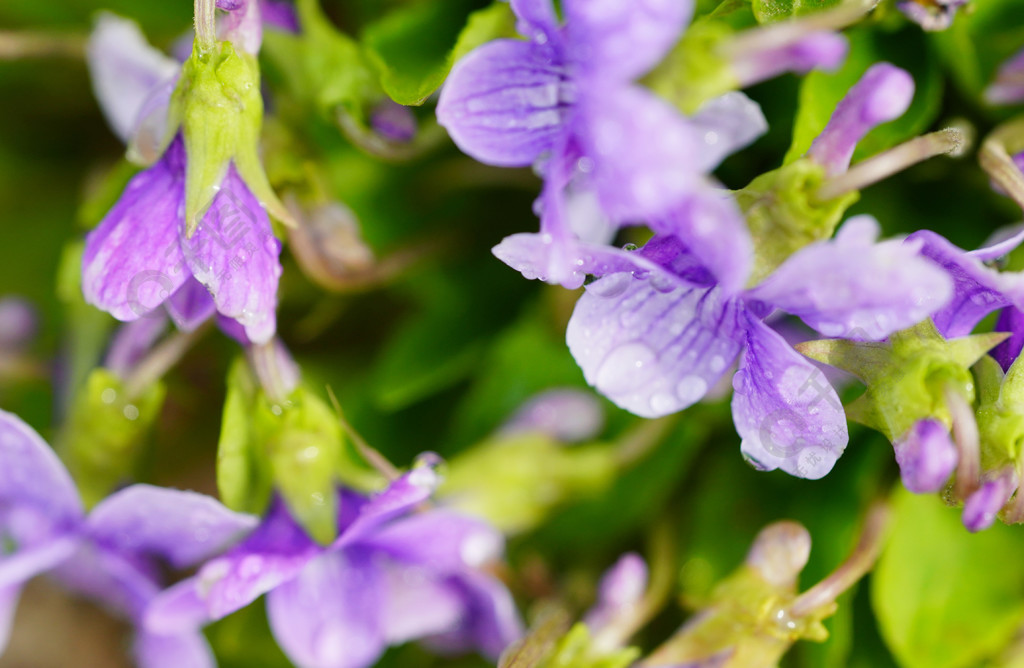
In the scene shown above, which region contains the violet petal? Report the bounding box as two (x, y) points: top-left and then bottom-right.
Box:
(892, 419), (959, 493)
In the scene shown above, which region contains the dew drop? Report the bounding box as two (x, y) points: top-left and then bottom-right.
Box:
(101, 388), (117, 404)
(676, 375), (709, 406)
(123, 404), (140, 421)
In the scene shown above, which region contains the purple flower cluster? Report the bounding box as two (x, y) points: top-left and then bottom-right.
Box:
(0, 410), (521, 667)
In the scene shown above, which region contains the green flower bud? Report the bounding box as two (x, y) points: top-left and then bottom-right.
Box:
(63, 368), (165, 507)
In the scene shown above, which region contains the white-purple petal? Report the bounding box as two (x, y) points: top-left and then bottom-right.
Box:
(335, 467), (441, 548)
(360, 510), (504, 573)
(134, 629), (216, 668)
(583, 552), (647, 632)
(986, 48), (1024, 105)
(566, 275), (744, 418)
(377, 561), (466, 646)
(179, 164), (282, 345)
(807, 63), (915, 176)
(82, 139), (190, 322)
(563, 0), (692, 81)
(50, 542), (158, 620)
(265, 550), (386, 668)
(0, 536), (79, 591)
(747, 215), (953, 340)
(577, 85), (702, 222)
(436, 39), (570, 168)
(86, 484), (258, 570)
(86, 12), (179, 144)
(732, 315), (848, 479)
(426, 571), (524, 659)
(0, 409), (82, 523)
(0, 586), (20, 655)
(499, 388), (605, 443)
(688, 92), (768, 172)
(892, 419), (959, 493)
(104, 314), (169, 377)
(731, 32), (847, 90)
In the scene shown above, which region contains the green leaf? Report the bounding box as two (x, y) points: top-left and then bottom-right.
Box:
(362, 0), (516, 106)
(786, 27), (944, 165)
(217, 357), (269, 513)
(873, 489), (1024, 668)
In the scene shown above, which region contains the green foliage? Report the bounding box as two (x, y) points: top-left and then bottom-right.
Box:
(873, 489), (1024, 668)
(751, 0), (841, 24)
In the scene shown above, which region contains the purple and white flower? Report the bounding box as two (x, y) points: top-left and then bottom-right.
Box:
(0, 408), (256, 668)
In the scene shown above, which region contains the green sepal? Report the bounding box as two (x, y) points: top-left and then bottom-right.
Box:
(751, 0), (842, 24)
(440, 434), (618, 534)
(797, 322), (1005, 442)
(735, 158), (859, 284)
(63, 368), (166, 508)
(537, 624), (640, 668)
(257, 386), (344, 545)
(974, 355), (1024, 470)
(172, 40), (291, 235)
(643, 20), (738, 115)
(217, 357), (272, 514)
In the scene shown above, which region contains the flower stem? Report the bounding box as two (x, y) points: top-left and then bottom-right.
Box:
(326, 385), (401, 481)
(946, 386), (982, 501)
(194, 0), (218, 54)
(979, 117), (1024, 211)
(122, 321), (211, 400)
(816, 128), (966, 201)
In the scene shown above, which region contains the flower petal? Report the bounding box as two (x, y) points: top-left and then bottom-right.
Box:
(87, 485), (258, 569)
(566, 275), (744, 418)
(426, 571), (524, 659)
(748, 216), (954, 340)
(180, 165), (282, 344)
(509, 0), (560, 43)
(578, 85), (703, 222)
(83, 139), (189, 321)
(437, 39), (569, 167)
(563, 0), (692, 80)
(164, 277), (217, 332)
(104, 315), (169, 377)
(994, 306), (1024, 371)
(265, 550), (386, 668)
(0, 409), (82, 522)
(908, 229), (1024, 337)
(0, 536), (79, 591)
(360, 510), (504, 573)
(583, 552), (647, 632)
(963, 469), (1018, 532)
(732, 316), (848, 479)
(86, 12), (179, 144)
(688, 92), (768, 172)
(50, 542), (158, 619)
(335, 467), (442, 548)
(134, 630), (216, 668)
(144, 499), (319, 632)
(892, 419), (958, 494)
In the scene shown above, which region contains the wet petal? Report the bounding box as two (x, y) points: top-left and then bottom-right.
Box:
(180, 165), (282, 345)
(426, 571), (524, 659)
(491, 233), (651, 289)
(164, 277), (216, 332)
(134, 630), (216, 668)
(86, 12), (179, 144)
(688, 92), (768, 171)
(87, 484), (258, 569)
(578, 86), (703, 222)
(908, 229), (1024, 337)
(0, 409), (82, 522)
(437, 39), (569, 167)
(82, 139), (189, 321)
(732, 315), (848, 479)
(563, 0), (692, 80)
(892, 419), (958, 493)
(748, 216), (953, 340)
(994, 306), (1024, 372)
(265, 550), (385, 668)
(566, 275), (744, 418)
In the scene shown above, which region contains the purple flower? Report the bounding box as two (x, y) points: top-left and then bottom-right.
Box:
(82, 136), (283, 344)
(145, 465), (523, 668)
(963, 468), (1019, 532)
(892, 418), (960, 493)
(498, 388), (605, 443)
(987, 47), (1024, 105)
(583, 552), (647, 634)
(437, 0), (767, 291)
(0, 409), (256, 668)
(566, 215), (953, 479)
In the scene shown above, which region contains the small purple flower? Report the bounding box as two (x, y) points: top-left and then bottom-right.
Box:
(437, 0), (768, 291)
(583, 552), (647, 634)
(566, 215), (953, 479)
(963, 468), (1019, 532)
(498, 388), (605, 443)
(987, 47), (1024, 105)
(82, 136), (283, 344)
(0, 409), (256, 667)
(892, 419), (960, 493)
(145, 465), (523, 668)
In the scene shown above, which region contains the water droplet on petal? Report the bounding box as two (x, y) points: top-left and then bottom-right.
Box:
(676, 375), (709, 406)
(596, 343), (657, 394)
